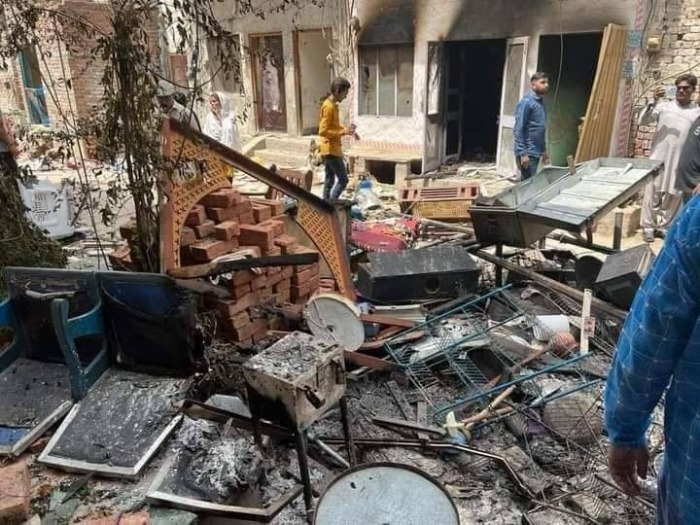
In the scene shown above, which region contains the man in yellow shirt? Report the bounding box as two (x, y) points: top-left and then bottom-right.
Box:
(319, 77), (356, 201)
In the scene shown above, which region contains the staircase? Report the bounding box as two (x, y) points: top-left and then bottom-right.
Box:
(252, 135), (315, 169)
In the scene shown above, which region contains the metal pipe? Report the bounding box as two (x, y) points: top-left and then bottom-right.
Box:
(474, 248), (627, 322)
(339, 396), (357, 467)
(307, 432), (350, 469)
(433, 353), (591, 419)
(317, 437), (533, 498)
(295, 430), (314, 516)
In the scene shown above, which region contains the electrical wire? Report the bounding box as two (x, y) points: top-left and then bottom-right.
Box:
(546, 0), (565, 156)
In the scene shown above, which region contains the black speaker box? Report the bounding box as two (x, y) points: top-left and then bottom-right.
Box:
(357, 245), (480, 303)
(594, 244), (655, 310)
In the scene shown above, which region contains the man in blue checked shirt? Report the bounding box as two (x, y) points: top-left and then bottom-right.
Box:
(514, 72), (550, 180)
(605, 195), (700, 524)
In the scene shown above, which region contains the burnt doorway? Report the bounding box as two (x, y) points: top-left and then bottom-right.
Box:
(444, 39), (506, 163)
(251, 34), (287, 133)
(538, 32), (602, 166)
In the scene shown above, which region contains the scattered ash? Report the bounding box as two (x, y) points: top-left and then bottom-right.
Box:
(244, 332), (337, 381)
(162, 418), (322, 508)
(187, 340), (250, 399)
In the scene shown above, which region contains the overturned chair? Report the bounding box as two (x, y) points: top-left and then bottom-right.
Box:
(0, 267), (109, 456)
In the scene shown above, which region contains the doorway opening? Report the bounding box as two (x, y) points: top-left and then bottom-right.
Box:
(538, 33), (602, 166)
(295, 29), (333, 136)
(19, 47), (50, 126)
(444, 39), (506, 163)
(250, 33), (287, 133)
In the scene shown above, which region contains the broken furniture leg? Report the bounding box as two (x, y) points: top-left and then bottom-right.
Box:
(295, 428), (314, 518)
(339, 396), (357, 466)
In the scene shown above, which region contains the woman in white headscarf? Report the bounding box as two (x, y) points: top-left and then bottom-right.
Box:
(204, 92), (241, 151)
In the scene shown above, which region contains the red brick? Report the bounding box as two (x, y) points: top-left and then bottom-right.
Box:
(201, 188), (240, 208)
(258, 219), (284, 237)
(277, 289), (291, 303)
(251, 204), (272, 223)
(194, 219), (215, 239)
(309, 276), (320, 292)
(251, 198), (285, 216)
(274, 234), (299, 254)
(268, 266), (282, 275)
(232, 200), (252, 215)
(292, 269), (312, 286)
(206, 206), (237, 223)
(272, 214), (288, 223)
(214, 220), (240, 241)
(181, 226), (196, 247)
(268, 271), (285, 286)
(190, 239), (236, 262)
(232, 283), (251, 299)
(251, 274), (267, 290)
(282, 267), (294, 279)
(228, 323), (255, 342)
(274, 279), (291, 292)
(240, 224), (275, 250)
(186, 204), (207, 226)
(0, 462), (30, 523)
(291, 282), (312, 302)
(217, 292), (261, 317)
(263, 246), (282, 257)
(237, 246), (263, 258)
(238, 211), (255, 224)
(119, 513), (150, 525)
(232, 270), (255, 287)
(260, 286), (273, 302)
(227, 311), (250, 330)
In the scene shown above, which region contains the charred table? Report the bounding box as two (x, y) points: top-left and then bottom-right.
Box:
(242, 332), (355, 519)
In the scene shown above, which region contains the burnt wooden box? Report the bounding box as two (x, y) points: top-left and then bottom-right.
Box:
(242, 332), (346, 429)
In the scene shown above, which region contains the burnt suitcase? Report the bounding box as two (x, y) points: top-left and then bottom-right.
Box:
(593, 244), (655, 310)
(357, 245), (480, 303)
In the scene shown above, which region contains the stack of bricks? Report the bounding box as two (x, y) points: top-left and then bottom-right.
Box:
(114, 187), (324, 346)
(108, 220), (141, 271)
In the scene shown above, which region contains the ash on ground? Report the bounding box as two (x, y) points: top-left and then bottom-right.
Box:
(158, 418), (323, 509)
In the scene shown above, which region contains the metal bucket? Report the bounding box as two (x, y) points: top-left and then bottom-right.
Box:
(314, 462), (460, 525)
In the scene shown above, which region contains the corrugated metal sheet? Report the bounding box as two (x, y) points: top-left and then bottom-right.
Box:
(519, 157), (662, 231)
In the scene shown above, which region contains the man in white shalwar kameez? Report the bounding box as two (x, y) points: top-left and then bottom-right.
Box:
(639, 74), (700, 242)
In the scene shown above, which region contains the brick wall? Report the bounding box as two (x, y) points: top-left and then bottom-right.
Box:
(0, 0), (159, 132)
(0, 61), (27, 126)
(630, 0), (699, 157)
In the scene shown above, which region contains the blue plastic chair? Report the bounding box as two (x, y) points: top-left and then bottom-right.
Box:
(0, 267), (109, 400)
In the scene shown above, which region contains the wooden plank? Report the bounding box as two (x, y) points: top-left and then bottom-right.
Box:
(359, 313), (416, 329)
(167, 252), (319, 279)
(387, 380), (416, 420)
(415, 401), (429, 441)
(575, 24), (627, 162)
(344, 351), (396, 372)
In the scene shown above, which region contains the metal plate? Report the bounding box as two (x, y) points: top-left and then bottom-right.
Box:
(304, 293), (364, 351)
(39, 369), (187, 478)
(519, 158), (662, 231)
(314, 463), (460, 525)
(0, 358), (73, 456)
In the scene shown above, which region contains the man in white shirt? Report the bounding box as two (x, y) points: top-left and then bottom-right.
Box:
(638, 74), (700, 242)
(156, 80), (201, 131)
